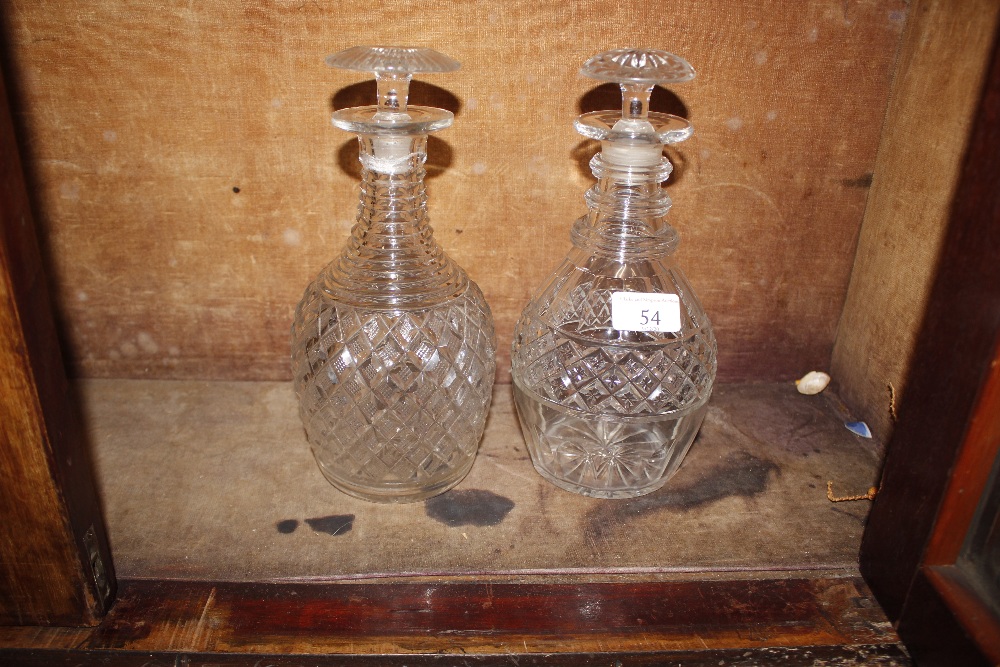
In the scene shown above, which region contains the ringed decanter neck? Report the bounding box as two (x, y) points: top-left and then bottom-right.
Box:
(319, 46), (466, 309)
(571, 152), (679, 258)
(570, 48), (695, 259)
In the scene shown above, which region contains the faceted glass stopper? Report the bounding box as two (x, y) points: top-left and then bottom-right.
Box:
(327, 46), (459, 136)
(325, 46), (460, 74)
(575, 47), (694, 151)
(579, 47), (695, 85)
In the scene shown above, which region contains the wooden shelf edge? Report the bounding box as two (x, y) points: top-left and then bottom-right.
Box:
(0, 576), (908, 664)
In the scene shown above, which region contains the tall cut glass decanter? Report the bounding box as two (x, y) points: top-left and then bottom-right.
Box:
(291, 46), (496, 503)
(510, 48), (716, 499)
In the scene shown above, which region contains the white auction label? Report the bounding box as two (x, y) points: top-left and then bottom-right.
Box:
(610, 292), (682, 333)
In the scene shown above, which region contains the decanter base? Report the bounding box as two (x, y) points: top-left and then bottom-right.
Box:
(512, 381), (708, 499)
(311, 451), (476, 504)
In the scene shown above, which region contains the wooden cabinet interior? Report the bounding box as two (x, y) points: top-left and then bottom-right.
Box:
(0, 0), (999, 662)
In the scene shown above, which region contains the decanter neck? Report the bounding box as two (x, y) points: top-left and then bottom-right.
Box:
(571, 153), (679, 258)
(321, 135), (466, 309)
(356, 135), (430, 228)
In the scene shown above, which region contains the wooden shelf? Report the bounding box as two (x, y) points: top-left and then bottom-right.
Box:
(82, 380), (879, 582)
(0, 380), (910, 663)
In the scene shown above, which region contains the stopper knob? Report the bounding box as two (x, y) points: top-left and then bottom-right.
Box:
(325, 46), (460, 75)
(575, 48), (694, 153)
(579, 48), (695, 85)
(327, 46), (459, 136)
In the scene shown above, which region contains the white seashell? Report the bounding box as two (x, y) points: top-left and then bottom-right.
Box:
(796, 371), (831, 395)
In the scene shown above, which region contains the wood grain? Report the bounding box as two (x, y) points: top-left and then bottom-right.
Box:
(830, 0), (1000, 442)
(924, 333), (1000, 566)
(0, 64), (113, 625)
(0, 0), (905, 384)
(0, 576), (908, 664)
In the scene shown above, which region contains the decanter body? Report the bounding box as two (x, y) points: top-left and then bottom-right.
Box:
(292, 47), (496, 503)
(510, 49), (716, 499)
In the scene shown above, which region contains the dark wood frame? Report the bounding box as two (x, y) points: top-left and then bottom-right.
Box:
(859, 23), (1000, 666)
(0, 577), (909, 665)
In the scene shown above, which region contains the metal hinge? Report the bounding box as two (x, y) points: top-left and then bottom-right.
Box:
(83, 525), (112, 609)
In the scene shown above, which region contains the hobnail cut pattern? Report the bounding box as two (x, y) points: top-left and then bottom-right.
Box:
(511, 257), (716, 498)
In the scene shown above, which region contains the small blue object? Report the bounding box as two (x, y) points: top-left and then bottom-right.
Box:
(845, 421), (872, 438)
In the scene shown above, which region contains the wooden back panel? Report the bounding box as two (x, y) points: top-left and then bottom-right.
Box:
(1, 0), (906, 383)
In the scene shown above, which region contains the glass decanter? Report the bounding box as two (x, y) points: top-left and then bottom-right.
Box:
(510, 48), (717, 499)
(291, 46), (496, 503)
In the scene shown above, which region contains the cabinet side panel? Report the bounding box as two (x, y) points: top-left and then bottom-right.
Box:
(831, 0), (1000, 442)
(860, 15), (1000, 623)
(0, 64), (111, 625)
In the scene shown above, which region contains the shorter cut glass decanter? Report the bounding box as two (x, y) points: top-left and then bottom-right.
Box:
(510, 48), (717, 499)
(291, 46), (496, 503)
